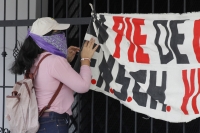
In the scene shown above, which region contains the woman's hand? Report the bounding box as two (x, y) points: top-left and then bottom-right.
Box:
(80, 38), (99, 66)
(67, 46), (80, 62)
(81, 38), (99, 59)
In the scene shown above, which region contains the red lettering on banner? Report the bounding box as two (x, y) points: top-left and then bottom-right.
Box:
(113, 17), (125, 58)
(132, 19), (149, 63)
(181, 69), (200, 115)
(192, 69), (200, 114)
(125, 18), (135, 62)
(112, 17), (149, 63)
(193, 20), (200, 63)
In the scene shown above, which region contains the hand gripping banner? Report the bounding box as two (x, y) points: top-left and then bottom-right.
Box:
(82, 6), (200, 122)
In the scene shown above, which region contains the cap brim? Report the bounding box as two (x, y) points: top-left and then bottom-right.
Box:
(53, 24), (70, 30)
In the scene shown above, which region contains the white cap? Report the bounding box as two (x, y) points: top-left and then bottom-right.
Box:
(30, 17), (70, 36)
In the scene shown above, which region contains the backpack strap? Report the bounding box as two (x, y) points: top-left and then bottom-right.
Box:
(33, 53), (52, 77)
(25, 53), (51, 79)
(39, 82), (63, 117)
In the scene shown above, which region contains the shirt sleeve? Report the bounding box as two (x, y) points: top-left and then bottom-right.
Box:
(49, 56), (91, 93)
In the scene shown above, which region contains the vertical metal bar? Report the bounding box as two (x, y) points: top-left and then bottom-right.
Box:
(91, 5), (96, 133)
(166, 1), (170, 133)
(93, 0), (96, 11)
(134, 113), (137, 133)
(105, 1), (109, 132)
(78, 0), (82, 133)
(119, 1), (124, 133)
(27, 0), (30, 31)
(90, 12), (96, 120)
(28, 0), (29, 20)
(135, 1), (139, 133)
(65, 0), (68, 41)
(66, 0), (68, 18)
(152, 0), (154, 13)
(78, 0), (82, 68)
(183, 123), (185, 133)
(107, 0), (110, 13)
(150, 2), (155, 133)
(150, 1), (155, 132)
(91, 91), (94, 133)
(151, 118), (153, 133)
(136, 0), (139, 13)
(77, 93), (80, 133)
(199, 119), (200, 133)
(166, 122), (169, 133)
(119, 104), (122, 133)
(2, 0), (6, 130)
(121, 0), (124, 13)
(105, 96), (108, 133)
(41, 0), (42, 17)
(15, 0), (18, 83)
(167, 0), (170, 13)
(26, 0), (30, 49)
(183, 1), (186, 133)
(183, 0), (186, 12)
(52, 0), (55, 18)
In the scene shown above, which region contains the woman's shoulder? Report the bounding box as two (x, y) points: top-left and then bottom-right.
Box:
(35, 52), (68, 66)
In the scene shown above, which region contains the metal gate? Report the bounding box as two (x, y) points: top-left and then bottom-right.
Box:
(1, 0), (200, 133)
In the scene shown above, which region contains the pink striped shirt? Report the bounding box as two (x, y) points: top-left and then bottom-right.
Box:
(30, 52), (91, 115)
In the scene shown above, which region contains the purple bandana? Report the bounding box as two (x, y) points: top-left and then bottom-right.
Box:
(27, 30), (67, 58)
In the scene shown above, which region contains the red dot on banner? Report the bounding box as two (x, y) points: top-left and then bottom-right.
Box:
(110, 88), (114, 94)
(127, 97), (132, 102)
(166, 106), (171, 112)
(91, 79), (96, 84)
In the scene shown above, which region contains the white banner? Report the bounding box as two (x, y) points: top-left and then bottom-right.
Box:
(83, 12), (200, 123)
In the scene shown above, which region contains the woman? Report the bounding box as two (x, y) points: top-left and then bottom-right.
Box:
(10, 17), (98, 133)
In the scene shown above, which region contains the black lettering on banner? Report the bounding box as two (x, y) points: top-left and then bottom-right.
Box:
(130, 70), (148, 107)
(147, 71), (167, 111)
(130, 70), (167, 111)
(90, 46), (101, 67)
(130, 70), (147, 83)
(132, 82), (148, 107)
(162, 104), (167, 112)
(114, 64), (130, 101)
(150, 98), (157, 110)
(94, 15), (109, 44)
(86, 19), (97, 37)
(153, 20), (173, 64)
(96, 55), (114, 92)
(90, 58), (97, 67)
(169, 20), (189, 64)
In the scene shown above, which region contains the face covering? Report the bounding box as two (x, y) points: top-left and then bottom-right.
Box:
(27, 30), (67, 58)
(42, 33), (67, 56)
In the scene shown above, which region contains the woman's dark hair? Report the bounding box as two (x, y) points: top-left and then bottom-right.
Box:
(9, 30), (63, 75)
(9, 36), (44, 75)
